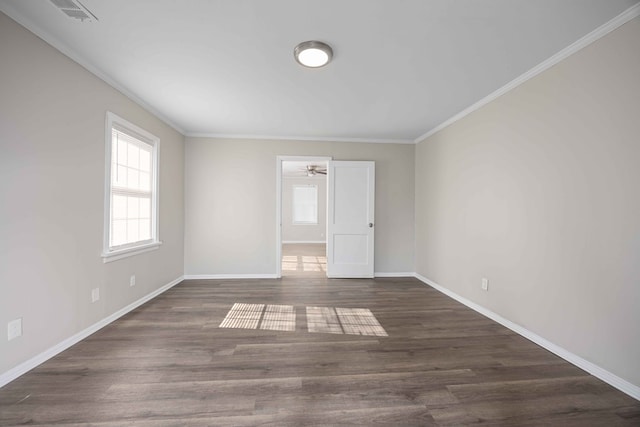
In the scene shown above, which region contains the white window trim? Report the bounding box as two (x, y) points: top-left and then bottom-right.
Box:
(292, 184), (319, 225)
(102, 112), (161, 263)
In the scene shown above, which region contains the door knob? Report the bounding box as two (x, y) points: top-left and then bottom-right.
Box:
(369, 223), (374, 228)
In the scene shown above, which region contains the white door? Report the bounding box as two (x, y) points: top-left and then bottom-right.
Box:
(327, 161), (375, 278)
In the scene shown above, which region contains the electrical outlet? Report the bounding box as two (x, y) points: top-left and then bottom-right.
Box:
(130, 275), (136, 287)
(481, 278), (489, 291)
(8, 318), (22, 341)
(91, 288), (100, 303)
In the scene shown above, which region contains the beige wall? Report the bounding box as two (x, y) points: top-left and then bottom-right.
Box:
(415, 17), (640, 387)
(185, 138), (415, 275)
(282, 176), (327, 242)
(0, 13), (185, 376)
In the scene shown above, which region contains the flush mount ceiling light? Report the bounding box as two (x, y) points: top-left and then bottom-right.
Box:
(294, 41), (333, 68)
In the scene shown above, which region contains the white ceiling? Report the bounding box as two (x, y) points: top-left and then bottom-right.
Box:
(1, 0), (638, 142)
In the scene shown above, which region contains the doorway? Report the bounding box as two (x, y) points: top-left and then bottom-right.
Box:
(276, 156), (331, 278)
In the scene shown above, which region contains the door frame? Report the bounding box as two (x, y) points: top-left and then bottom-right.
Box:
(276, 155), (332, 278)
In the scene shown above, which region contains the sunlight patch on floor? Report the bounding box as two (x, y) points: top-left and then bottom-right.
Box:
(219, 303), (295, 331)
(218, 303), (263, 329)
(260, 304), (296, 331)
(307, 306), (388, 337)
(219, 303), (387, 337)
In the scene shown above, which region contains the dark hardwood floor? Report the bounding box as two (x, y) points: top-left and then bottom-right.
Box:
(1, 277), (638, 426)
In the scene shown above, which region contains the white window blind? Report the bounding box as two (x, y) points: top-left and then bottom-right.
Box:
(293, 185), (318, 224)
(110, 128), (153, 247)
(103, 112), (160, 261)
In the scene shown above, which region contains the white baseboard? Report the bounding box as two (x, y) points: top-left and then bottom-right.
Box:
(183, 274), (279, 280)
(282, 241), (326, 244)
(374, 272), (415, 278)
(0, 276), (184, 388)
(4, 272), (637, 401)
(185, 272), (412, 279)
(413, 273), (640, 401)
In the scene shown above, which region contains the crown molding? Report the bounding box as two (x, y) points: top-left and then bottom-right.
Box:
(3, 1), (637, 145)
(0, 3), (186, 136)
(413, 3), (640, 144)
(185, 133), (414, 144)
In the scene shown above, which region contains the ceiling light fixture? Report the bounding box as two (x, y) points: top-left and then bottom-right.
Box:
(294, 41), (333, 68)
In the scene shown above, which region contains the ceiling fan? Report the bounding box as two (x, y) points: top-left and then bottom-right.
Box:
(302, 165), (327, 177)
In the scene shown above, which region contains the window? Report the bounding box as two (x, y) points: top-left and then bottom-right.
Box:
(103, 112), (160, 262)
(292, 185), (318, 224)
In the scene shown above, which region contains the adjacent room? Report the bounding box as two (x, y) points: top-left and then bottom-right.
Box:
(280, 160), (328, 278)
(1, 0), (639, 425)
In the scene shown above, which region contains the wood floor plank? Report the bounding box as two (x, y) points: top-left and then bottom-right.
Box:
(0, 277), (638, 426)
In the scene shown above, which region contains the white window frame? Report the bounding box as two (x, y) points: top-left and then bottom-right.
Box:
(102, 112), (161, 263)
(292, 184), (318, 225)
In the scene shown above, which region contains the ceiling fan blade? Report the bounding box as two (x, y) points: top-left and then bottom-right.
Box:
(316, 170), (327, 175)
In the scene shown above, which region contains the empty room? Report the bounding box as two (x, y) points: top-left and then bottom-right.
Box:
(1, 1), (639, 425)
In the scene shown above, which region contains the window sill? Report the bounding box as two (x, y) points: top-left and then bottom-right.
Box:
(102, 241), (162, 263)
